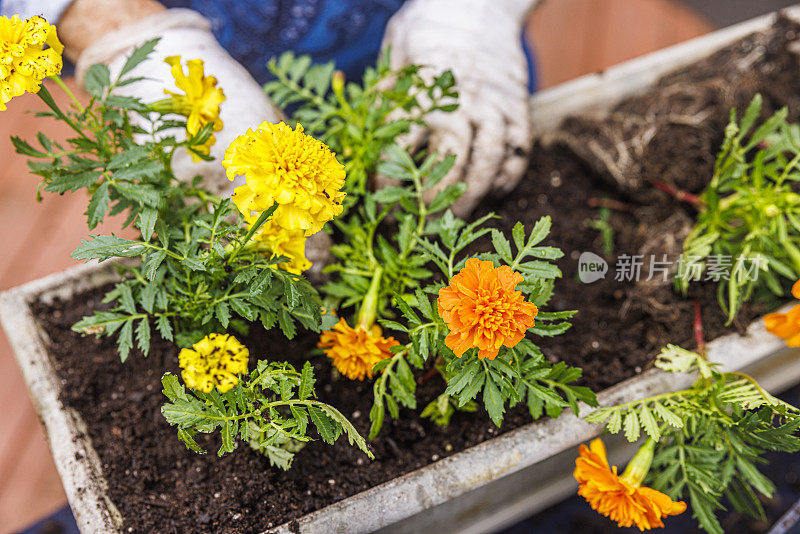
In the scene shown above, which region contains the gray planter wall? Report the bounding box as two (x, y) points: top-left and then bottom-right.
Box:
(3, 6), (800, 533)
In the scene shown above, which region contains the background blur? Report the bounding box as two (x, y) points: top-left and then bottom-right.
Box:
(0, 1), (796, 532)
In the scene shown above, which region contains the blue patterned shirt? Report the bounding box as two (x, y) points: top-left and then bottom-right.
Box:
(1, 0), (536, 89)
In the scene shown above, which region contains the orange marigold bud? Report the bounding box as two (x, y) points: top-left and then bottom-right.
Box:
(574, 438), (686, 530)
(764, 279), (800, 346)
(437, 258), (538, 360)
(318, 318), (398, 381)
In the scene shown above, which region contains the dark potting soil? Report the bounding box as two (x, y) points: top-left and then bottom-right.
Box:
(29, 18), (800, 534)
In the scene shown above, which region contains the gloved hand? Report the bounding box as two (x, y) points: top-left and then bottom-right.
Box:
(72, 8), (282, 195)
(383, 0), (541, 216)
(67, 6), (332, 276)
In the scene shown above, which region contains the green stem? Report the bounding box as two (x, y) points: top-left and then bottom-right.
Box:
(395, 163), (430, 265)
(323, 265), (374, 277)
(128, 241), (184, 261)
(49, 75), (84, 113)
(187, 188), (223, 207)
(409, 322), (436, 334)
(227, 203), (277, 265)
(38, 84), (92, 142)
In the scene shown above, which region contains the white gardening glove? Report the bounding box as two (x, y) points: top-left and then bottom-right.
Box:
(73, 8), (332, 276)
(383, 0), (541, 216)
(74, 8), (282, 196)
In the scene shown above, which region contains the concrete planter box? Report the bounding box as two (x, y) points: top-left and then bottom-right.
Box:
(4, 7), (800, 533)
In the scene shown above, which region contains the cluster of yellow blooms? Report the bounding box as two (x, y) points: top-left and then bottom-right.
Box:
(161, 55), (226, 161)
(0, 15), (63, 110)
(178, 333), (250, 393)
(222, 121), (346, 273)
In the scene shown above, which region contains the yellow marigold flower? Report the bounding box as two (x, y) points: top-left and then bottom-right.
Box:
(437, 258), (538, 360)
(0, 15), (63, 111)
(163, 56), (225, 161)
(222, 121), (346, 236)
(317, 318), (398, 381)
(178, 333), (249, 393)
(764, 279), (800, 346)
(574, 438), (686, 531)
(246, 215), (311, 274)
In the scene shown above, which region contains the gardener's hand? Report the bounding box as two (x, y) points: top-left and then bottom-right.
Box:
(383, 0), (541, 216)
(59, 0), (282, 196)
(57, 1), (341, 276)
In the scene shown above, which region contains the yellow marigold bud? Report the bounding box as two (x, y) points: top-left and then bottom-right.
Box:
(0, 15), (63, 111)
(246, 216), (311, 274)
(178, 333), (249, 393)
(317, 318), (398, 381)
(222, 121), (346, 236)
(764, 204), (780, 218)
(161, 56), (225, 161)
(331, 70), (345, 96)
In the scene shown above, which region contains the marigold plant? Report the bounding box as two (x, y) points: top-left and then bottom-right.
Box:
(265, 53), (596, 440)
(584, 345), (800, 533)
(163, 360), (373, 469)
(677, 95), (800, 322)
(6, 35), (371, 467)
(0, 14), (63, 110)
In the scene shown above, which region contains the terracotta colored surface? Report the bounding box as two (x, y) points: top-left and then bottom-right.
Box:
(0, 81), (84, 533)
(528, 0), (713, 88)
(0, 2), (713, 531)
(0, 80), (128, 533)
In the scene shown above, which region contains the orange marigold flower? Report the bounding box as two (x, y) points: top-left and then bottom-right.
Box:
(764, 279), (800, 346)
(574, 438), (686, 531)
(437, 258), (538, 360)
(317, 318), (399, 381)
